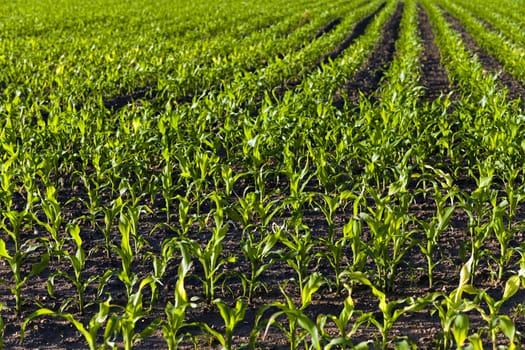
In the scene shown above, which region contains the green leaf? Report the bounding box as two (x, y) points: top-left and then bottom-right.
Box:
(68, 224), (82, 247)
(90, 299), (111, 331)
(301, 273), (324, 308)
(456, 255), (474, 302)
(0, 239), (12, 259)
(478, 175), (492, 189)
(292, 310), (321, 350)
(324, 337), (357, 350)
(453, 314), (469, 347)
(502, 275), (520, 301)
(395, 339), (415, 350)
(466, 333), (483, 350)
(498, 315), (515, 341)
(30, 253), (49, 276)
(138, 319), (162, 341)
(47, 275), (56, 298)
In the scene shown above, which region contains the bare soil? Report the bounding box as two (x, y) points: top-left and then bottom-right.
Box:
(339, 2), (403, 105)
(417, 6), (453, 103)
(274, 2), (385, 100)
(319, 2), (386, 65)
(313, 17), (342, 40)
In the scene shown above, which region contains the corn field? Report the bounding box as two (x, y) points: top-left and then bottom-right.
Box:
(2, 0), (525, 348)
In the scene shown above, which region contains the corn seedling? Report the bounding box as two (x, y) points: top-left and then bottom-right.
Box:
(47, 223), (96, 314)
(343, 272), (431, 349)
(475, 275), (521, 349)
(0, 210), (49, 315)
(3, 0), (525, 347)
(360, 188), (414, 291)
(34, 184), (65, 258)
(99, 196), (125, 259)
(417, 184), (455, 288)
(241, 226), (279, 303)
(259, 273), (324, 350)
(21, 298), (114, 350)
(186, 192), (234, 303)
(319, 284), (373, 349)
(110, 276), (160, 350)
(200, 299), (247, 350)
(430, 256), (481, 348)
(162, 242), (194, 349)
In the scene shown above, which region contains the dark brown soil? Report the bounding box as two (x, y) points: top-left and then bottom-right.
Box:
(313, 17), (342, 39)
(417, 6), (453, 103)
(340, 2), (403, 105)
(103, 86), (157, 110)
(319, 2), (386, 65)
(273, 2), (386, 100)
(442, 11), (525, 102)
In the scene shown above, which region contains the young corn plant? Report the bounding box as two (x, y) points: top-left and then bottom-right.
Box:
(162, 242), (195, 350)
(316, 191), (365, 293)
(120, 204), (151, 255)
(283, 159), (314, 213)
(175, 146), (219, 214)
(99, 196), (125, 259)
(319, 283), (373, 349)
(229, 191), (282, 231)
(186, 192), (234, 303)
(200, 299), (247, 350)
(314, 191), (353, 244)
(476, 275), (521, 349)
(110, 276), (161, 350)
(242, 122), (266, 200)
(164, 194), (198, 238)
(343, 272), (431, 350)
(343, 215), (368, 269)
(113, 211), (138, 299)
(21, 299), (115, 350)
(34, 184), (66, 259)
(417, 184), (456, 288)
(276, 221), (317, 295)
(430, 256), (481, 349)
(360, 188), (414, 291)
(489, 192), (520, 282)
(339, 189), (368, 277)
(217, 164), (241, 198)
(240, 226), (279, 303)
(461, 165), (494, 285)
(258, 273), (325, 350)
(75, 171), (105, 230)
(47, 224), (97, 314)
(0, 210), (49, 316)
(149, 237), (179, 306)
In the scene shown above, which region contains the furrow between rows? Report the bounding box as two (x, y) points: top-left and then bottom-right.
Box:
(417, 5), (453, 103)
(442, 10), (525, 102)
(340, 2), (404, 105)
